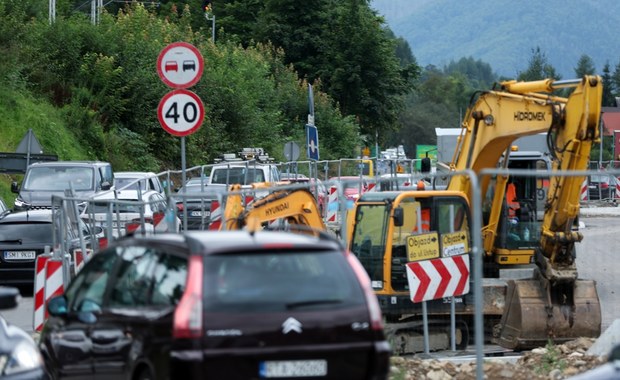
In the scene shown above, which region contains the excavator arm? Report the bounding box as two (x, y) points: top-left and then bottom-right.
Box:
(448, 77), (601, 259)
(447, 76), (603, 349)
(221, 183), (327, 232)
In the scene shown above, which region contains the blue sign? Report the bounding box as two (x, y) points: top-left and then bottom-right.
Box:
(306, 124), (319, 161)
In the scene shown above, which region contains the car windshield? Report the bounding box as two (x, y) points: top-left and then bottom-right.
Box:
(203, 251), (364, 312)
(116, 178), (149, 191)
(24, 166), (95, 191)
(0, 223), (52, 244)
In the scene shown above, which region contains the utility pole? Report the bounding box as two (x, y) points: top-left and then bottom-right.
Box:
(48, 0), (56, 24)
(91, 0), (103, 25)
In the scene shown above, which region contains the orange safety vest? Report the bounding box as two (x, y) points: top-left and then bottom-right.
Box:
(506, 183), (520, 218)
(412, 208), (431, 233)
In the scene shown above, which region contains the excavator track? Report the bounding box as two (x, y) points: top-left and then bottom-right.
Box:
(385, 318), (470, 355)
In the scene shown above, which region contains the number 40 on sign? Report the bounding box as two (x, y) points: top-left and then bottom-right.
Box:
(157, 89), (204, 137)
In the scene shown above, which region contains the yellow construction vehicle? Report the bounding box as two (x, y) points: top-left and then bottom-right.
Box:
(220, 183), (327, 232)
(347, 76), (603, 353)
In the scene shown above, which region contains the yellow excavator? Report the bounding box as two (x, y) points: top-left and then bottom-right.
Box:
(220, 183), (327, 232)
(347, 76), (603, 353)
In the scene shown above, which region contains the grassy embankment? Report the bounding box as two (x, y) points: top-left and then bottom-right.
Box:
(0, 86), (91, 206)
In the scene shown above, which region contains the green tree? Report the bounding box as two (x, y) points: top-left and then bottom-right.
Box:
(574, 54), (596, 77)
(601, 62), (616, 107)
(517, 47), (561, 81)
(318, 0), (415, 137)
(612, 59), (620, 102)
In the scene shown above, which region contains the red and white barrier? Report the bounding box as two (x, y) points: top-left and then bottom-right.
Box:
(73, 248), (94, 276)
(366, 183), (377, 192)
(33, 255), (50, 332)
(615, 178), (620, 199)
(208, 200), (222, 230)
(326, 186), (338, 223)
(580, 178), (589, 202)
(33, 255), (65, 331)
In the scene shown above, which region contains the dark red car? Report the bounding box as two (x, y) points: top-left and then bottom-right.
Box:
(40, 230), (391, 380)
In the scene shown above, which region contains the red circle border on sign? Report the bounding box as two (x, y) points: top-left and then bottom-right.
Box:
(157, 89), (205, 137)
(157, 41), (204, 89)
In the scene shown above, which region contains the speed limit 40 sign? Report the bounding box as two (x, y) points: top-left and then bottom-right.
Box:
(157, 89), (204, 137)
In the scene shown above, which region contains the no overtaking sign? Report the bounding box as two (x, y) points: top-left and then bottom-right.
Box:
(157, 42), (204, 89)
(157, 42), (205, 137)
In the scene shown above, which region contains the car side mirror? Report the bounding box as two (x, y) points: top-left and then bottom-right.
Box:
(10, 182), (19, 194)
(101, 181), (111, 191)
(393, 207), (404, 227)
(47, 295), (68, 317)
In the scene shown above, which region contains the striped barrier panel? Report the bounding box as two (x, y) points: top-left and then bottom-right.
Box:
(326, 186), (339, 223)
(580, 178), (589, 202)
(33, 254), (51, 332)
(33, 256), (65, 331)
(208, 201), (222, 230)
(73, 248), (94, 276)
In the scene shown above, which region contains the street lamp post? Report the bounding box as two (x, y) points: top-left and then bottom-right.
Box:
(205, 12), (215, 43)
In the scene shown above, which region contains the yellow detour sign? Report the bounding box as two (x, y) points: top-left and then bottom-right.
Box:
(406, 232), (440, 262)
(441, 231), (469, 257)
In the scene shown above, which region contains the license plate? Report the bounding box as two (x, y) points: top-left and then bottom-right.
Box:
(259, 360), (327, 378)
(4, 251), (36, 261)
(190, 211), (209, 217)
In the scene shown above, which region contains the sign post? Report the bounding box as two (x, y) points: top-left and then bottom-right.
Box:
(157, 42), (205, 231)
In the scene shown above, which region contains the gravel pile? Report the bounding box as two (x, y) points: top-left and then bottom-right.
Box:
(389, 338), (607, 380)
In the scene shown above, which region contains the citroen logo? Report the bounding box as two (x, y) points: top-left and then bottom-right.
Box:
(282, 317), (302, 334)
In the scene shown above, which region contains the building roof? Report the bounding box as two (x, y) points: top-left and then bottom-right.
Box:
(602, 107), (620, 136)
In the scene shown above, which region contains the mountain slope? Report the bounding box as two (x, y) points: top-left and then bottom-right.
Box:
(372, 0), (620, 79)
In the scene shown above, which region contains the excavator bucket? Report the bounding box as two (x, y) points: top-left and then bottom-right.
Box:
(495, 274), (601, 350)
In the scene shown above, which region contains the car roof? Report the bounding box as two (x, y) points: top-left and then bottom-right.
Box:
(115, 172), (158, 178)
(92, 189), (161, 201)
(29, 161), (110, 167)
(183, 230), (343, 256)
(0, 209), (54, 223)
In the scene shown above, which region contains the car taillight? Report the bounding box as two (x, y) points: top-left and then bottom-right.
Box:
(174, 255), (203, 339)
(176, 203), (184, 212)
(601, 182), (609, 189)
(98, 237), (108, 250)
(153, 211), (165, 226)
(347, 252), (383, 331)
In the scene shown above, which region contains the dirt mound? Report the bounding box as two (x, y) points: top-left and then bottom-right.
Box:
(389, 338), (607, 379)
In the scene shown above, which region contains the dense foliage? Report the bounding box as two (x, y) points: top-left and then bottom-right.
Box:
(1, 0), (619, 208)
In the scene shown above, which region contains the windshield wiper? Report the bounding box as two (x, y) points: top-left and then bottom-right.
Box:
(0, 239), (22, 244)
(285, 299), (342, 309)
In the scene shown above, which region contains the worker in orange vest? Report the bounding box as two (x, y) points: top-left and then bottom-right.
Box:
(412, 207), (431, 233)
(506, 179), (520, 219)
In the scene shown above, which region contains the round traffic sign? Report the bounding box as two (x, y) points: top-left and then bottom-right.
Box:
(157, 42), (204, 89)
(157, 89), (204, 137)
(283, 141), (300, 161)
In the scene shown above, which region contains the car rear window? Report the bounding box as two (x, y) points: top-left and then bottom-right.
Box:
(211, 167), (265, 185)
(90, 201), (142, 214)
(203, 250), (365, 312)
(0, 223), (52, 244)
(590, 175), (612, 183)
(116, 178), (149, 191)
